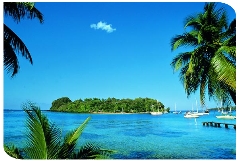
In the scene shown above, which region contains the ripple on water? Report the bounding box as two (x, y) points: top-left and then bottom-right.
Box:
(199, 147), (236, 159)
(81, 132), (108, 139)
(113, 151), (155, 159)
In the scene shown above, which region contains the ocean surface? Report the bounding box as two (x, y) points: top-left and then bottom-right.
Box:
(4, 110), (236, 159)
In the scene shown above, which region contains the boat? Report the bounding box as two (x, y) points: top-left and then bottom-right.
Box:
(221, 108), (228, 114)
(184, 114), (199, 118)
(150, 100), (163, 115)
(216, 115), (236, 119)
(192, 98), (203, 115)
(173, 103), (178, 114)
(150, 112), (163, 115)
(192, 112), (204, 116)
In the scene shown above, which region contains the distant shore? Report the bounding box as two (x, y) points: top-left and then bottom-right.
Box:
(91, 112), (151, 114)
(48, 110), (152, 114)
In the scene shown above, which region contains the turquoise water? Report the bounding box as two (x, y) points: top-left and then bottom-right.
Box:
(4, 110), (236, 159)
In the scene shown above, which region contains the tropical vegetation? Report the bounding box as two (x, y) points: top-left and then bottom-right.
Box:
(170, 2), (236, 106)
(4, 2), (43, 77)
(50, 97), (167, 113)
(4, 102), (114, 159)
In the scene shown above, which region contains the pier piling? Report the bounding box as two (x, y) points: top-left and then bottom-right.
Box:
(202, 121), (235, 130)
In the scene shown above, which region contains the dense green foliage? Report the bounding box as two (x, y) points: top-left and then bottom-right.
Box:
(4, 102), (114, 159)
(50, 97), (165, 113)
(171, 2), (236, 106)
(51, 97), (72, 110)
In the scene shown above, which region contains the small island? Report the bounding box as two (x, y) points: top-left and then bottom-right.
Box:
(50, 97), (170, 114)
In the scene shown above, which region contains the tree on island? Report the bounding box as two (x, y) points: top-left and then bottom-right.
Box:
(4, 102), (114, 159)
(4, 2), (43, 77)
(50, 97), (165, 113)
(171, 2), (236, 106)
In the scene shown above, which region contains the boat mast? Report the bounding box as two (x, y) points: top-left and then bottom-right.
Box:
(196, 98), (198, 113)
(175, 103), (176, 112)
(221, 97), (223, 113)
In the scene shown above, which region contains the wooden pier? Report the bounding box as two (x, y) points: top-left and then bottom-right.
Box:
(202, 121), (236, 129)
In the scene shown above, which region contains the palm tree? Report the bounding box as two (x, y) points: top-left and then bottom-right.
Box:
(4, 2), (43, 77)
(171, 2), (236, 106)
(4, 102), (114, 159)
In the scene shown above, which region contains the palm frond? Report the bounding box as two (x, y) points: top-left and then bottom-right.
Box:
(72, 142), (115, 159)
(226, 19), (236, 35)
(58, 116), (91, 159)
(217, 11), (228, 30)
(179, 63), (189, 84)
(211, 51), (236, 90)
(4, 39), (19, 77)
(0, 21), (33, 76)
(218, 46), (236, 61)
(4, 144), (23, 159)
(23, 102), (61, 159)
(199, 68), (209, 106)
(4, 2), (44, 23)
(184, 13), (203, 31)
(223, 35), (236, 47)
(171, 52), (192, 72)
(171, 33), (198, 51)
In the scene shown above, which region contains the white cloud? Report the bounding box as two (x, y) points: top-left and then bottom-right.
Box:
(90, 21), (116, 33)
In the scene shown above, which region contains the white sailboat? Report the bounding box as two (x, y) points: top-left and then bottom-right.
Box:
(184, 103), (200, 118)
(192, 98), (204, 116)
(220, 99), (228, 114)
(216, 98), (234, 118)
(173, 103), (178, 114)
(184, 114), (199, 118)
(150, 101), (163, 115)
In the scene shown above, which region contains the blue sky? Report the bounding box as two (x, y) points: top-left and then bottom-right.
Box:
(3, 2), (236, 110)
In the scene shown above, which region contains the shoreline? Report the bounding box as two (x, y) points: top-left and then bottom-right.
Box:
(91, 112), (151, 114)
(48, 110), (151, 114)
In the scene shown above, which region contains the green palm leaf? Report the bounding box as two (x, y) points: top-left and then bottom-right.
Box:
(171, 33), (198, 51)
(23, 102), (61, 159)
(4, 2), (43, 23)
(5, 102), (114, 159)
(4, 144), (23, 159)
(171, 2), (236, 105)
(211, 51), (236, 90)
(72, 142), (115, 159)
(4, 2), (43, 77)
(58, 116), (91, 159)
(4, 24), (33, 77)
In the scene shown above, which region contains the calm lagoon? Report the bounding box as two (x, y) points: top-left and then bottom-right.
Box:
(4, 110), (236, 159)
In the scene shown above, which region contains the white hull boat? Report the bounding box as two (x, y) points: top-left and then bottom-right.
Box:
(184, 114), (199, 118)
(150, 112), (163, 115)
(216, 115), (236, 119)
(150, 100), (163, 115)
(192, 112), (204, 116)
